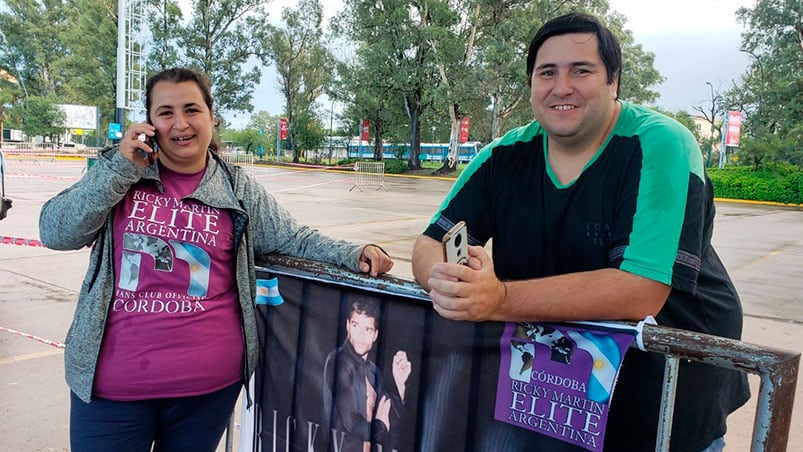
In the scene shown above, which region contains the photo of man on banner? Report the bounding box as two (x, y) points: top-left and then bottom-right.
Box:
(323, 298), (412, 451)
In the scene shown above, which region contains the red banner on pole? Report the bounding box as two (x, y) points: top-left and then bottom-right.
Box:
(279, 118), (288, 140)
(361, 119), (370, 142)
(725, 111), (742, 147)
(459, 116), (470, 143)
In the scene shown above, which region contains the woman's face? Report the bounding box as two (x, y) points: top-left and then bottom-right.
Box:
(149, 80), (215, 174)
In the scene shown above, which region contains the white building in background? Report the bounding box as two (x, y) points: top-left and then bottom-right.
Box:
(692, 115), (722, 142)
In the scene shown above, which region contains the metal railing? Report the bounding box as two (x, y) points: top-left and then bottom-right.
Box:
(349, 161), (387, 191)
(220, 152), (255, 174)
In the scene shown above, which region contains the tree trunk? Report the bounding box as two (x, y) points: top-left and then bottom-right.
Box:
(373, 100), (384, 161)
(435, 103), (460, 175)
(405, 92), (423, 170)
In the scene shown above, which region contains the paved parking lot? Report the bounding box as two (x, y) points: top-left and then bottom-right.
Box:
(1, 158), (801, 451)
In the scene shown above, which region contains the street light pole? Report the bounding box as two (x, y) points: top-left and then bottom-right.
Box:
(741, 48), (765, 140)
(329, 99), (334, 164)
(705, 81), (719, 168)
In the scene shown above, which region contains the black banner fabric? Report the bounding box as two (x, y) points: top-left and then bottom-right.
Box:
(251, 270), (587, 452)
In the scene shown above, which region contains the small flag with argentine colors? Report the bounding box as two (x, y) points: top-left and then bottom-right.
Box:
(255, 278), (283, 306)
(566, 330), (623, 404)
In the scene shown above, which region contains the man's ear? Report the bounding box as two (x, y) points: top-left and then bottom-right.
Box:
(611, 73), (620, 99)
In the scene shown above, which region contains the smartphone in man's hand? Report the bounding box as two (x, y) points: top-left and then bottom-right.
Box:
(442, 221), (468, 265)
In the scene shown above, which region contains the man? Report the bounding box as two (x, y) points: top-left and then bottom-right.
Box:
(323, 298), (411, 452)
(411, 12), (749, 452)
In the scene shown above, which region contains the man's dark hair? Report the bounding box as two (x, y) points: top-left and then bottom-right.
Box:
(348, 298), (380, 325)
(144, 67), (221, 152)
(525, 12), (622, 96)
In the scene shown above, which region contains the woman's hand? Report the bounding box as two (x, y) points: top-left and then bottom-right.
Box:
(118, 122), (158, 169)
(359, 245), (394, 277)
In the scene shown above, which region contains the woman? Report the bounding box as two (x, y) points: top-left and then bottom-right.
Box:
(39, 67), (393, 452)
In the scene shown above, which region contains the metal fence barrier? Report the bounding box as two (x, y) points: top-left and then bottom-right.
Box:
(0, 146), (60, 164)
(349, 161), (387, 191)
(220, 152), (255, 174)
(230, 255), (800, 452)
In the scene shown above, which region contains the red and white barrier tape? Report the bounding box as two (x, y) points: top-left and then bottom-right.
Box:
(1, 236), (48, 247)
(7, 172), (81, 182)
(0, 326), (65, 348)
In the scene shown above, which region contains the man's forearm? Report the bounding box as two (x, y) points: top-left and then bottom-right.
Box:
(491, 268), (669, 323)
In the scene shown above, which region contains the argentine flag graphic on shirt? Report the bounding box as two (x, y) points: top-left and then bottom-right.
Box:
(255, 278), (284, 306)
(171, 241), (211, 297)
(566, 330), (624, 404)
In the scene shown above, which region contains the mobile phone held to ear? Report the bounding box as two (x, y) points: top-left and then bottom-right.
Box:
(137, 133), (158, 165)
(442, 220), (468, 265)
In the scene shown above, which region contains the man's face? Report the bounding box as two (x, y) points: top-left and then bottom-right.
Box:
(346, 311), (378, 358)
(529, 33), (618, 149)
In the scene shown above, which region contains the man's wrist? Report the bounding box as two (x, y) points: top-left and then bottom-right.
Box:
(494, 280), (508, 321)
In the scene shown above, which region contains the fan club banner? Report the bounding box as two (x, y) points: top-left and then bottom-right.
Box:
(494, 322), (635, 451)
(246, 271), (637, 452)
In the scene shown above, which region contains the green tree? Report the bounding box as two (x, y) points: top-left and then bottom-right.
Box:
(607, 13), (664, 105)
(258, 0), (333, 162)
(335, 0), (443, 170)
(472, 0), (542, 142)
(0, 0), (118, 142)
(0, 68), (23, 137)
(148, 0), (184, 70)
(427, 0), (483, 174)
(293, 108), (327, 160)
(172, 0), (269, 115)
(247, 111), (281, 158)
(331, 0), (418, 163)
(222, 128), (265, 155)
(58, 0), (117, 132)
(729, 0), (803, 169)
(0, 0), (69, 97)
(12, 95), (65, 140)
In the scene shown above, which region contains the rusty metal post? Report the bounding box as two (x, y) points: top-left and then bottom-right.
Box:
(640, 324), (800, 451)
(655, 355), (680, 451)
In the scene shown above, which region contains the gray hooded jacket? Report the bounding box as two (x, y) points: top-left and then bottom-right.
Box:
(39, 147), (365, 403)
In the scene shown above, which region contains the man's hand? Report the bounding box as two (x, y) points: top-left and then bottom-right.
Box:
(427, 245), (506, 322)
(375, 395), (391, 431)
(392, 351), (411, 401)
(358, 245), (394, 277)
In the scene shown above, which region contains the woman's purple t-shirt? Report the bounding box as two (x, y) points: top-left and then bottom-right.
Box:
(94, 165), (243, 400)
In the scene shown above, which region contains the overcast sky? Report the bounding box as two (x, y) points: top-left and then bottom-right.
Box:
(608, 0), (754, 113)
(225, 0), (756, 128)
